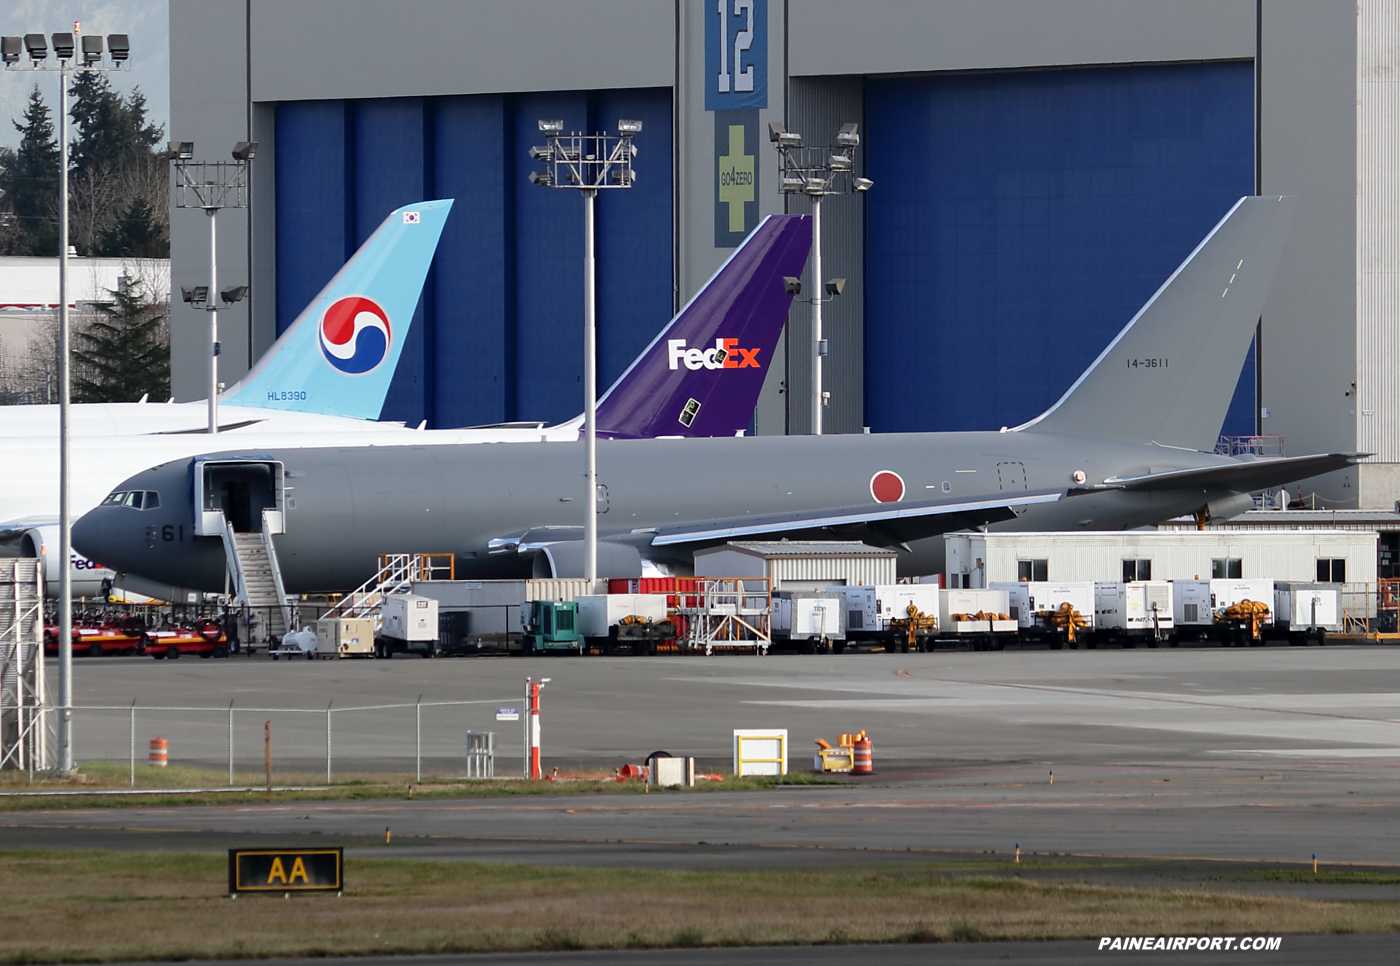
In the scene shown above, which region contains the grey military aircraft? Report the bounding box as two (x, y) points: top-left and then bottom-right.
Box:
(75, 196), (1359, 591)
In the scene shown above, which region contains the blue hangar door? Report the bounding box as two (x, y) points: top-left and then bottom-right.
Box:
(274, 88), (673, 430)
(863, 62), (1256, 438)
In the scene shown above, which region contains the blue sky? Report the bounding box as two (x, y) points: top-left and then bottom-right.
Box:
(0, 0), (169, 150)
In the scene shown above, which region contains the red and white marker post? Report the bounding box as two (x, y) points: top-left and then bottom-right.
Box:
(526, 678), (542, 779)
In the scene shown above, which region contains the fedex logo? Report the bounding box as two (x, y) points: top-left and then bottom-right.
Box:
(667, 338), (761, 371)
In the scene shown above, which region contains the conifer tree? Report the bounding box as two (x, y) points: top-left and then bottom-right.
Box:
(71, 276), (170, 403)
(0, 86), (60, 255)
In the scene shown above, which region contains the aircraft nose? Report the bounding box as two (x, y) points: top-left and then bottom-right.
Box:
(72, 506), (116, 567)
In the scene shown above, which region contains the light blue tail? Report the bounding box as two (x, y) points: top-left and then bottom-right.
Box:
(222, 199), (453, 419)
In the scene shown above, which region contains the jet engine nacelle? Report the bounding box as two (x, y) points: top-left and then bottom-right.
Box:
(20, 526), (113, 599)
(1201, 492), (1256, 525)
(531, 541), (643, 579)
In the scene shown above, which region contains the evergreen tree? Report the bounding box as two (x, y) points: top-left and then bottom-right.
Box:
(69, 73), (162, 178)
(72, 276), (170, 403)
(98, 197), (166, 257)
(0, 86), (60, 255)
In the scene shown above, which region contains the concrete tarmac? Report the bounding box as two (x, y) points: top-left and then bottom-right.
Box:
(10, 646), (1400, 961)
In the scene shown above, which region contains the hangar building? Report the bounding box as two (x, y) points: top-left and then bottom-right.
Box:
(168, 1), (1398, 507)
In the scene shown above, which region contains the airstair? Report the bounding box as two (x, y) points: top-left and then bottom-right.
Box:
(221, 512), (293, 641)
(323, 553), (455, 622)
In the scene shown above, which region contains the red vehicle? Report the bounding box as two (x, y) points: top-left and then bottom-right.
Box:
(145, 620), (229, 660)
(44, 617), (146, 657)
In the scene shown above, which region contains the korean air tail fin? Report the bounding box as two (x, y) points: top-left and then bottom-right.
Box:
(593, 214), (812, 438)
(221, 200), (453, 419)
(1015, 196), (1295, 452)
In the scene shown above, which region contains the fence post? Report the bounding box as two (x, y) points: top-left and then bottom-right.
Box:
(326, 701), (333, 785)
(415, 694), (422, 783)
(129, 700), (135, 787)
(227, 700), (234, 786)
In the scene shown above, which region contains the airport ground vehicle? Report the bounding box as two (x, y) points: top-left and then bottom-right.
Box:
(44, 617), (147, 657)
(577, 594), (672, 655)
(520, 600), (582, 655)
(772, 591), (845, 653)
(144, 621), (229, 659)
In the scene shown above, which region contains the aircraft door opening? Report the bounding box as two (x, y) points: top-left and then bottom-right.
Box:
(195, 460), (286, 535)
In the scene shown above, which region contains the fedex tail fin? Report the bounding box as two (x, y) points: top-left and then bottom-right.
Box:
(593, 214), (811, 438)
(1015, 196), (1295, 452)
(222, 200), (453, 419)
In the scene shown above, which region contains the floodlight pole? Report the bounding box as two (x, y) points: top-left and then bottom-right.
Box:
(810, 193), (823, 436)
(56, 62), (72, 773)
(170, 148), (253, 435)
(527, 121), (639, 584)
(207, 208), (219, 434)
(5, 27), (129, 774)
(582, 188), (598, 581)
(771, 123), (870, 437)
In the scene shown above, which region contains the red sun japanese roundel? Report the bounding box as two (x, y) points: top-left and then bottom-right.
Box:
(870, 470), (905, 504)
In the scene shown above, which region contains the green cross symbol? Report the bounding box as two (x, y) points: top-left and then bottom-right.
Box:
(717, 124), (755, 233)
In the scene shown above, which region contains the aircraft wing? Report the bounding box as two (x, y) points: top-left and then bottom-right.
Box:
(645, 491), (1062, 550)
(1099, 453), (1364, 493)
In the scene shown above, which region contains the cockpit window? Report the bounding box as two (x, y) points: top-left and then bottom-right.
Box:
(106, 490), (159, 509)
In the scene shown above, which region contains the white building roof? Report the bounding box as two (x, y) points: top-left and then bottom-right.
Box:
(0, 256), (169, 309)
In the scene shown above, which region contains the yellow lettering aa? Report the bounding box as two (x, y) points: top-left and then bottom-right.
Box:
(289, 857), (308, 884)
(267, 856), (287, 884)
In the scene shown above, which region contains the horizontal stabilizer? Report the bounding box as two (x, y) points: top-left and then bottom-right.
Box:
(1017, 196), (1296, 451)
(648, 491), (1062, 550)
(1098, 453), (1364, 494)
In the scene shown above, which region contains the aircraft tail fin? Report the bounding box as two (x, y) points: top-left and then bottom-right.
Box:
(593, 214), (812, 438)
(221, 199), (453, 419)
(1015, 196), (1296, 451)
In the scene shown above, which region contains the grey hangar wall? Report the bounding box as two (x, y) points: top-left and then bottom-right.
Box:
(169, 1), (1384, 505)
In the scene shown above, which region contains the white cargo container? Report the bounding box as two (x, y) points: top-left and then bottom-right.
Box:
(1093, 581), (1174, 642)
(838, 584), (941, 646)
(876, 584), (942, 627)
(1274, 582), (1341, 639)
(575, 594), (669, 638)
(315, 617), (375, 659)
(992, 582), (1095, 629)
(382, 594), (439, 642)
(772, 592), (845, 652)
(991, 581), (1095, 649)
(1171, 578), (1275, 644)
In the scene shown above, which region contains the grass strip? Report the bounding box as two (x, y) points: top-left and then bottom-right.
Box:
(0, 761), (838, 810)
(0, 849), (1397, 963)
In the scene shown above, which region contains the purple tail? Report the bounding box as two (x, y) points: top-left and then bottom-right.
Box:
(595, 214), (812, 438)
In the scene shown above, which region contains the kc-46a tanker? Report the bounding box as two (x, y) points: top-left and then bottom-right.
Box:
(75, 196), (1361, 591)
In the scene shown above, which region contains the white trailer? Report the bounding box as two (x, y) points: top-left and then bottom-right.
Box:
(1171, 579), (1275, 645)
(1093, 581), (1173, 646)
(576, 594), (672, 654)
(937, 588), (1017, 650)
(772, 592), (845, 653)
(1274, 582), (1340, 643)
(838, 584), (942, 650)
(376, 594), (440, 657)
(992, 581), (1096, 649)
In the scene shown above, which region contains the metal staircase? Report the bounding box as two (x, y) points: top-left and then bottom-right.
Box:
(324, 554), (455, 622)
(222, 512), (293, 641)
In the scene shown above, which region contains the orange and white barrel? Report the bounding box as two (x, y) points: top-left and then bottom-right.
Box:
(852, 737), (873, 774)
(148, 737), (168, 767)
